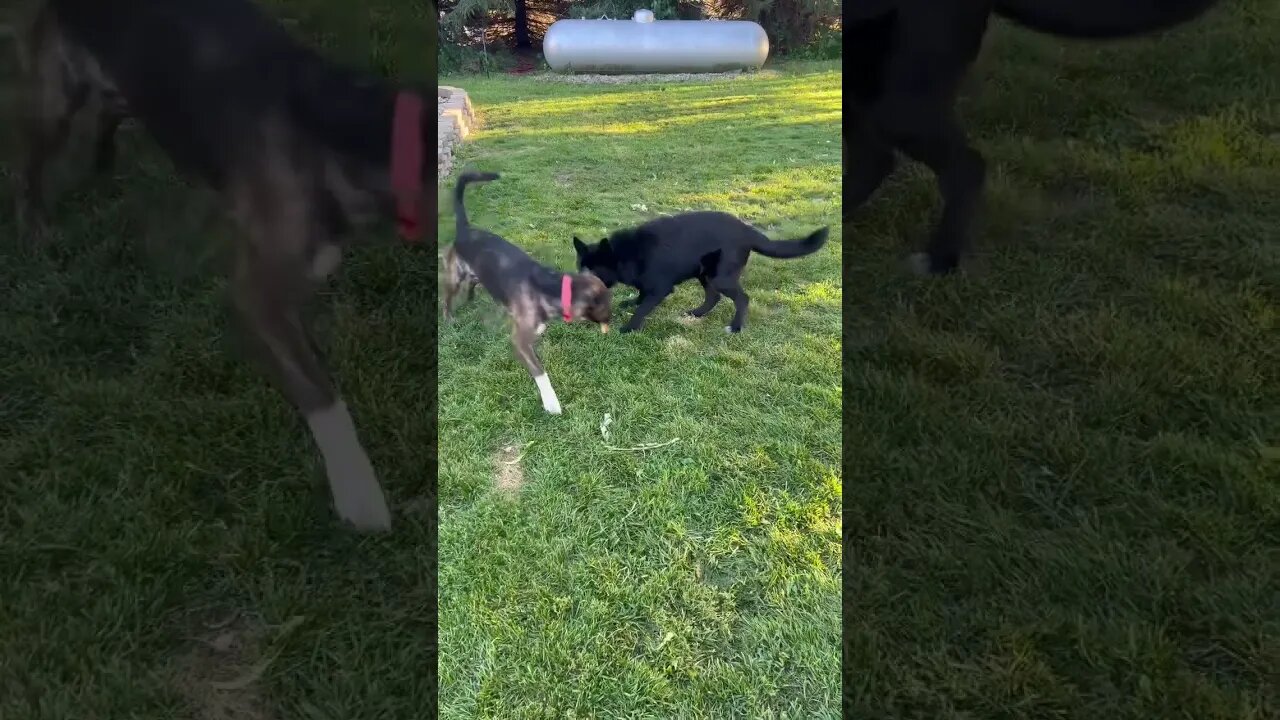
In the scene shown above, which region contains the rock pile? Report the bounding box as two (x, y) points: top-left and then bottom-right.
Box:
(437, 86), (476, 179)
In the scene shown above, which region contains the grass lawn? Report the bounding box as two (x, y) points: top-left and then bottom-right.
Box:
(847, 2), (1278, 718)
(436, 65), (842, 716)
(0, 2), (442, 718)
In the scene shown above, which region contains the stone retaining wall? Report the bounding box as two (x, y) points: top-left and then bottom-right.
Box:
(437, 86), (476, 179)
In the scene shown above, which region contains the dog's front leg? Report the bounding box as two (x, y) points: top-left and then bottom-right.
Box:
(617, 289), (644, 309)
(512, 323), (561, 414)
(21, 76), (91, 243)
(232, 248), (391, 531)
(620, 286), (672, 333)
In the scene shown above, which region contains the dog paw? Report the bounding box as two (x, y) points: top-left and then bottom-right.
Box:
(725, 325), (742, 334)
(534, 373), (563, 414)
(335, 489), (393, 532)
(309, 402), (392, 532)
(908, 252), (960, 277)
(329, 466), (392, 532)
(907, 253), (932, 276)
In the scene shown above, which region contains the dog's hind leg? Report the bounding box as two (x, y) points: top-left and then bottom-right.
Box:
(716, 277), (750, 334)
(442, 249), (467, 320)
(91, 107), (125, 174)
(685, 276), (722, 318)
(442, 272), (461, 321)
(511, 322), (561, 414)
(887, 109), (985, 275)
(231, 244), (392, 531)
(845, 104), (897, 220)
(876, 6), (989, 275)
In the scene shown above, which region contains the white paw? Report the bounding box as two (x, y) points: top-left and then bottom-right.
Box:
(324, 442), (392, 531)
(330, 467), (393, 532)
(535, 322), (547, 336)
(307, 401), (392, 532)
(534, 373), (562, 415)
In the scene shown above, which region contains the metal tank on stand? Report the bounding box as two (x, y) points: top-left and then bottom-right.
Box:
(543, 9), (770, 74)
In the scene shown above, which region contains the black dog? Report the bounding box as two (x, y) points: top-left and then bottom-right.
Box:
(573, 211), (828, 334)
(848, 0), (1223, 275)
(444, 172), (612, 415)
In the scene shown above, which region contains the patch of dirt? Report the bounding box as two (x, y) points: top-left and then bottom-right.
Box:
(664, 334), (695, 356)
(493, 443), (528, 495)
(168, 611), (299, 720)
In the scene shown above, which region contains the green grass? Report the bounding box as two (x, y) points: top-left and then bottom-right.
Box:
(0, 2), (441, 719)
(436, 65), (842, 716)
(847, 2), (1279, 718)
(0, 4), (841, 712)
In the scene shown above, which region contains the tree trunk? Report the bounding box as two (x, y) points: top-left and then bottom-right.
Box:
(513, 0), (530, 49)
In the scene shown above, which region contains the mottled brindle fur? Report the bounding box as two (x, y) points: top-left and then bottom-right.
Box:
(18, 0), (437, 531)
(444, 172), (612, 415)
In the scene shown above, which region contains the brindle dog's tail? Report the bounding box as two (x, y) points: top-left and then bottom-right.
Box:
(454, 171), (500, 244)
(993, 0), (1222, 39)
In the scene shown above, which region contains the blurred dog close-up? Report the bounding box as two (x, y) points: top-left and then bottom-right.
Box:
(15, 0), (439, 531)
(848, 0), (1224, 274)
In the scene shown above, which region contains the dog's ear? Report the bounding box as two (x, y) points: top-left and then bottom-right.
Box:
(598, 237), (610, 253)
(573, 236), (588, 256)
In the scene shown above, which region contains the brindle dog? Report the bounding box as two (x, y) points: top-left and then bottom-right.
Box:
(17, 0), (438, 532)
(443, 172), (612, 415)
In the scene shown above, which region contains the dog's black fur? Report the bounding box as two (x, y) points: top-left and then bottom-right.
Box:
(848, 0), (1224, 274)
(573, 211), (828, 334)
(445, 172), (612, 414)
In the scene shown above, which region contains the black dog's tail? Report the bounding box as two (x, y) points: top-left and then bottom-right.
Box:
(454, 171), (500, 243)
(750, 227), (829, 260)
(993, 0), (1222, 39)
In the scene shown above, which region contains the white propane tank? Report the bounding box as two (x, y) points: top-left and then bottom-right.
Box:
(543, 9), (769, 74)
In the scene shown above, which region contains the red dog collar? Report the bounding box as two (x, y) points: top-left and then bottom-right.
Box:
(390, 92), (424, 241)
(561, 275), (573, 322)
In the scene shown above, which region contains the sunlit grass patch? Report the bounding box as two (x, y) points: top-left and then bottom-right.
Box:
(437, 62), (842, 718)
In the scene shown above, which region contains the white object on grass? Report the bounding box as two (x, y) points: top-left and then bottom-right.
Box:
(596, 412), (680, 452)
